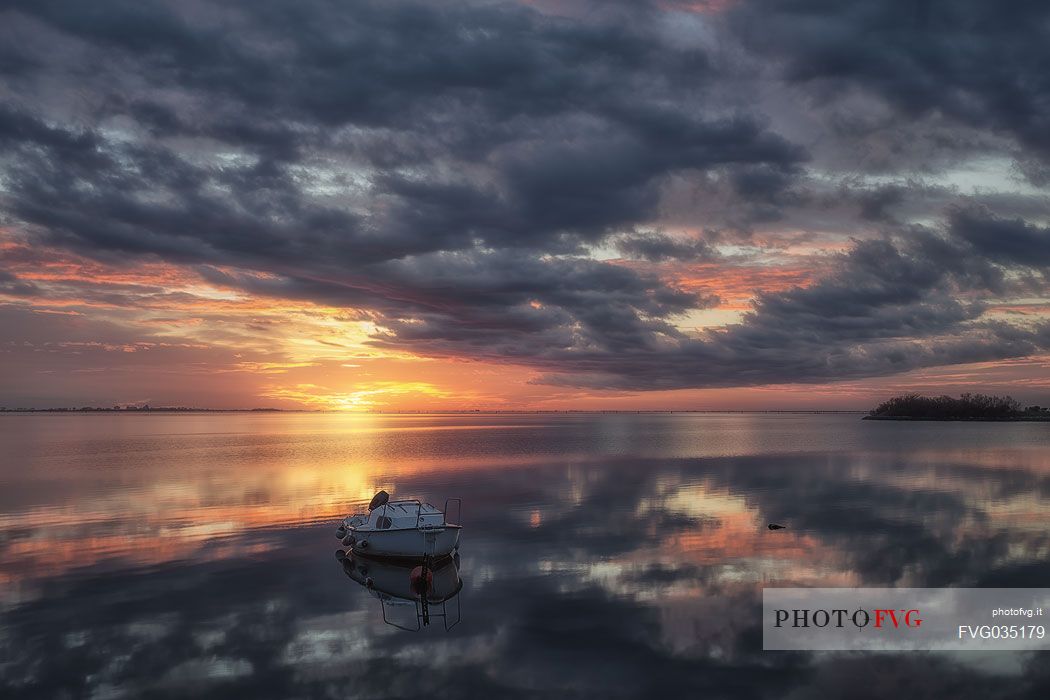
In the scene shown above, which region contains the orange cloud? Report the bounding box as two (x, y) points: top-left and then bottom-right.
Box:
(4, 224), (1050, 411)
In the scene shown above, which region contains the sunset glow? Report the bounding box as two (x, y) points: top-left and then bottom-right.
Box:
(2, 0), (1048, 411)
(4, 4), (1050, 697)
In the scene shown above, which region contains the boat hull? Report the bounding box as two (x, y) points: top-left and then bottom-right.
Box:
(341, 552), (462, 603)
(350, 525), (460, 558)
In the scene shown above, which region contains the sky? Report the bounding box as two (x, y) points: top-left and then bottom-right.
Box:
(1, 0), (1049, 411)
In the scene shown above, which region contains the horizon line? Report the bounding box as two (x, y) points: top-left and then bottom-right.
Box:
(0, 406), (869, 414)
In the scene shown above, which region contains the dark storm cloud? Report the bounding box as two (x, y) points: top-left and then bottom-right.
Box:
(1, 0), (1049, 393)
(0, 1), (800, 265)
(856, 184), (907, 223)
(615, 231), (718, 262)
(374, 251), (706, 353)
(386, 229), (1050, 390)
(949, 206), (1050, 267)
(0, 270), (39, 297)
(728, 0), (1050, 160)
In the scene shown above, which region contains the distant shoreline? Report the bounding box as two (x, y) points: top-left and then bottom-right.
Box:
(0, 408), (867, 415)
(0, 407), (296, 414)
(863, 415), (1050, 422)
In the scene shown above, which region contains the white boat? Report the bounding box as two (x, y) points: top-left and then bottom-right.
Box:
(336, 491), (461, 558)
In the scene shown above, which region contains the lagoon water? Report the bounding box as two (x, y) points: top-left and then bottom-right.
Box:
(1, 412), (1049, 698)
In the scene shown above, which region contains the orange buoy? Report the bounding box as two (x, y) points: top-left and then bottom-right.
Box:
(410, 565), (433, 596)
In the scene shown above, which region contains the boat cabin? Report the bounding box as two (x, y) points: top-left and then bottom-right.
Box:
(348, 500), (446, 532)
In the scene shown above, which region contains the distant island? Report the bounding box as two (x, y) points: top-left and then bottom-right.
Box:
(864, 393), (1050, 421)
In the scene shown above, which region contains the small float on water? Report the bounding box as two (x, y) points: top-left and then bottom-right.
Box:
(336, 491), (462, 559)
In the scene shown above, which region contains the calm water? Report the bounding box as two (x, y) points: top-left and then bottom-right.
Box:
(1, 412), (1049, 698)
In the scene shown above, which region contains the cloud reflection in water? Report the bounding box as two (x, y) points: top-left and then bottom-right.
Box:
(1, 413), (1049, 698)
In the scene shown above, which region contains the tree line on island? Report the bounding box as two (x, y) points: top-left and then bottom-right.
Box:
(866, 393), (1050, 420)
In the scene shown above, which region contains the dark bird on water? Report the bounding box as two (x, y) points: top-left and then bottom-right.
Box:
(767, 523), (786, 530)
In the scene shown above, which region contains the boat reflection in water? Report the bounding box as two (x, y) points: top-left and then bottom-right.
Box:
(337, 549), (463, 631)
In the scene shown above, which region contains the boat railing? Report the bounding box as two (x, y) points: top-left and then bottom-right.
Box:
(443, 497), (462, 527)
(379, 580), (462, 632)
(377, 499), (423, 528)
(377, 498), (460, 529)
(381, 593), (461, 632)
